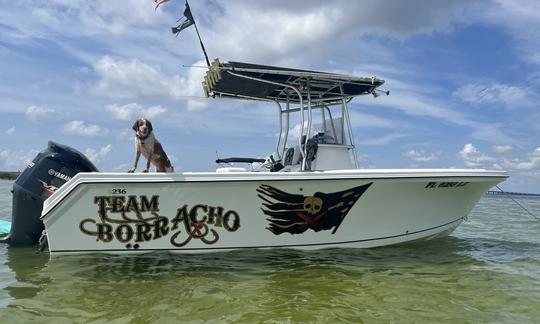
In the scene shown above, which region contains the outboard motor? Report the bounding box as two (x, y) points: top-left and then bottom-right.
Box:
(0, 141), (98, 245)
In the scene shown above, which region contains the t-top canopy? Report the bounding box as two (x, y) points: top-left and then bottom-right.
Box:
(202, 59), (385, 104)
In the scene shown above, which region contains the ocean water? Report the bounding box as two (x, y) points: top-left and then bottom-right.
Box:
(0, 179), (539, 322)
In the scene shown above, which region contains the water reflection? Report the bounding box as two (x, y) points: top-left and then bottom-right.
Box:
(52, 237), (481, 278)
(0, 237), (487, 300)
(4, 235), (539, 292)
(0, 234), (538, 321)
(1, 246), (50, 300)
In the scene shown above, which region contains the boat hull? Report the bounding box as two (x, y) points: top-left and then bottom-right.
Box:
(40, 170), (507, 254)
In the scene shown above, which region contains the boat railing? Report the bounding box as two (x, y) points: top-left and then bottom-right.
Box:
(225, 70), (308, 166)
(202, 58), (385, 171)
(225, 70), (354, 170)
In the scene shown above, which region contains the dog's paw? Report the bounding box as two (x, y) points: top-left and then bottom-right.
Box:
(127, 168), (135, 173)
(142, 169), (149, 173)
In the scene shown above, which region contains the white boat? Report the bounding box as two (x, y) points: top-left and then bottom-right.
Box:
(41, 169), (505, 253)
(8, 59), (509, 253)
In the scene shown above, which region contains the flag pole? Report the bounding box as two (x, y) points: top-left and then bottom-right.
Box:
(187, 0), (211, 67)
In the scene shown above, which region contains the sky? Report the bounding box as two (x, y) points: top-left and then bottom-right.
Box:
(0, 0), (539, 193)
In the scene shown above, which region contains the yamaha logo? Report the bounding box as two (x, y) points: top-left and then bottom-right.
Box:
(48, 169), (72, 181)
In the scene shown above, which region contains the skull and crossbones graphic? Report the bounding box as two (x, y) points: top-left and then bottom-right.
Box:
(257, 183), (373, 235)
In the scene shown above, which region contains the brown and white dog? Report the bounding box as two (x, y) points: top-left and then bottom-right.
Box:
(128, 118), (174, 173)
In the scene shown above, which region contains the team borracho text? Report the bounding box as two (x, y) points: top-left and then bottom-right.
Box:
(79, 195), (240, 249)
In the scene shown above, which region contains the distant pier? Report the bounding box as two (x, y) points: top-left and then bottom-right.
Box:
(485, 190), (540, 198)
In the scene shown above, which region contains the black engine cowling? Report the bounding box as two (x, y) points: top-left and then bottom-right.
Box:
(1, 141), (98, 245)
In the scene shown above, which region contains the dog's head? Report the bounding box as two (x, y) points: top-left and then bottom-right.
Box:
(132, 118), (153, 139)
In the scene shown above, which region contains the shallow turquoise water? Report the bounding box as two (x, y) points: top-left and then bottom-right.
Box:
(0, 179), (539, 322)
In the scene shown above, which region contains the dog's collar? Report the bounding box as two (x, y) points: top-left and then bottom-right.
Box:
(136, 131), (150, 141)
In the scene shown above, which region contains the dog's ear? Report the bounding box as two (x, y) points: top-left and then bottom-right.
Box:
(132, 119), (139, 131)
(147, 120), (153, 132)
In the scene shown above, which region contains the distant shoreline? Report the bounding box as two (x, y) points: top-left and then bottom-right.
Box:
(0, 172), (20, 180)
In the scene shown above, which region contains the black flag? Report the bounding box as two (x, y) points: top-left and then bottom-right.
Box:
(172, 2), (195, 35)
(257, 183), (373, 235)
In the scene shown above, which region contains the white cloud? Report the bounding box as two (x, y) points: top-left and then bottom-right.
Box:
(62, 120), (109, 137)
(469, 123), (516, 145)
(348, 111), (399, 129)
(145, 105), (167, 119)
(90, 56), (205, 100)
(85, 144), (113, 164)
(453, 82), (530, 107)
(0, 149), (39, 171)
(503, 147), (540, 171)
(207, 0), (476, 64)
(117, 128), (134, 142)
(186, 99), (209, 112)
(492, 145), (513, 154)
(91, 56), (174, 99)
(370, 88), (470, 125)
(357, 133), (407, 146)
(105, 103), (168, 121)
(76, 1), (158, 36)
(25, 105), (55, 121)
(105, 103), (140, 121)
(6, 127), (15, 135)
(458, 143), (497, 168)
(3, 0), (160, 39)
(508, 159), (540, 171)
(404, 149), (440, 162)
(1, 1), (478, 65)
(368, 81), (516, 145)
(482, 0), (540, 66)
(458, 144), (540, 173)
(113, 163), (131, 172)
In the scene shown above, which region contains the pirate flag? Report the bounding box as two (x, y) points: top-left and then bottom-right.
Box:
(172, 1), (195, 35)
(257, 183), (373, 235)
